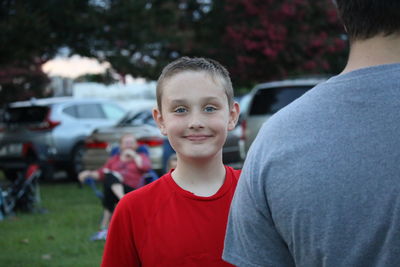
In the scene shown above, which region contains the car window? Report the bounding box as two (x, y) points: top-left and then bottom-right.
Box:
(101, 103), (125, 120)
(63, 106), (78, 118)
(119, 110), (156, 126)
(76, 104), (105, 119)
(249, 86), (311, 115)
(3, 106), (49, 123)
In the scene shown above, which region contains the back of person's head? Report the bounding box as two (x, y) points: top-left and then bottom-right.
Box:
(156, 57), (234, 112)
(333, 0), (400, 40)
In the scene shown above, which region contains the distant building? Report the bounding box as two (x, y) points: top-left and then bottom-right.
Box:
(73, 80), (157, 112)
(48, 76), (74, 96)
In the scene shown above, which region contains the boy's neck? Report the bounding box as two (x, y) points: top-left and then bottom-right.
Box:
(341, 33), (400, 74)
(171, 155), (226, 197)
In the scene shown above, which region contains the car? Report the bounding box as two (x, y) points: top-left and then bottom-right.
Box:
(220, 95), (251, 169)
(82, 108), (165, 175)
(82, 104), (246, 176)
(0, 97), (126, 180)
(241, 77), (330, 155)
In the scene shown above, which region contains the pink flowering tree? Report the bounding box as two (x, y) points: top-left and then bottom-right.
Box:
(219, 0), (347, 85)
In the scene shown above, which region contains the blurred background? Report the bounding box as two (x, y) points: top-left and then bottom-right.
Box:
(0, 0), (347, 105)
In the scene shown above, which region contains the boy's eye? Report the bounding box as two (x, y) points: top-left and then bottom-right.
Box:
(204, 106), (217, 112)
(174, 107), (187, 113)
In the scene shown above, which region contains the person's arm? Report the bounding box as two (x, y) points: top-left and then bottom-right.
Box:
(97, 157), (116, 181)
(101, 196), (140, 266)
(223, 156), (295, 267)
(78, 170), (100, 183)
(136, 152), (152, 171)
(121, 149), (151, 171)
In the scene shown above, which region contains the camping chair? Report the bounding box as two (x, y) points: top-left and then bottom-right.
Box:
(84, 144), (158, 200)
(0, 164), (42, 220)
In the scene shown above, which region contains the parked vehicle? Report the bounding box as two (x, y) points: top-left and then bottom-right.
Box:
(0, 97), (126, 180)
(83, 105), (246, 175)
(82, 108), (165, 175)
(241, 77), (329, 155)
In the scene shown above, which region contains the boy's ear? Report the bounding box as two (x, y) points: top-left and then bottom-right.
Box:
(152, 107), (167, 136)
(228, 101), (240, 131)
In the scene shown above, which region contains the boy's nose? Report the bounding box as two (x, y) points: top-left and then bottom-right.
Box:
(188, 113), (205, 129)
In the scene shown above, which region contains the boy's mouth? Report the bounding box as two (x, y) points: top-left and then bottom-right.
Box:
(184, 134), (212, 141)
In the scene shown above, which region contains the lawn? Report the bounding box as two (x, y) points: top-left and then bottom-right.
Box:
(0, 176), (105, 267)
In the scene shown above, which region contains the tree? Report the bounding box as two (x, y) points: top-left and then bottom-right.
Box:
(219, 0), (347, 86)
(0, 0), (98, 105)
(0, 0), (348, 104)
(73, 0), (347, 87)
(71, 0), (212, 81)
(74, 70), (118, 85)
(0, 63), (50, 104)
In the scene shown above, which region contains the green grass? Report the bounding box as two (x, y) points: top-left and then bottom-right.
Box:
(0, 177), (105, 266)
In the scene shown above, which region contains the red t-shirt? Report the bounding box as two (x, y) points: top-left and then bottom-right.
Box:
(102, 165), (241, 267)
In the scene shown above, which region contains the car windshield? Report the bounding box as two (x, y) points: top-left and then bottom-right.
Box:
(118, 110), (156, 126)
(3, 106), (49, 123)
(249, 86), (311, 115)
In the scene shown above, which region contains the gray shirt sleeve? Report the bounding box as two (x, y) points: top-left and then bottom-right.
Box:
(223, 132), (295, 267)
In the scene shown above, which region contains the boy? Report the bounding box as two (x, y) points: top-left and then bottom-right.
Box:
(102, 57), (240, 266)
(78, 133), (151, 240)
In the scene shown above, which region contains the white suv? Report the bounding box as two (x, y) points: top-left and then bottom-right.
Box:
(0, 97), (126, 181)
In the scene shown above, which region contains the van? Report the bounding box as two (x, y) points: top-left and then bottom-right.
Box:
(241, 77), (329, 155)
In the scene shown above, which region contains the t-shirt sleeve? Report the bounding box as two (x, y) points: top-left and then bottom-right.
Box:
(101, 195), (140, 267)
(223, 144), (295, 267)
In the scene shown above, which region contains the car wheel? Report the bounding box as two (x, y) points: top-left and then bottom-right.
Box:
(67, 143), (85, 181)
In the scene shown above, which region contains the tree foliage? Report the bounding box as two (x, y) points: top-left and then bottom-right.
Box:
(72, 0), (347, 87)
(0, 0), (348, 105)
(72, 0), (216, 81)
(219, 0), (347, 85)
(0, 0), (96, 105)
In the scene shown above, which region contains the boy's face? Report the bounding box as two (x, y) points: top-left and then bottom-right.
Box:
(153, 71), (239, 162)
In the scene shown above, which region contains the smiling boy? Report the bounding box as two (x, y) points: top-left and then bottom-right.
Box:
(102, 57), (240, 266)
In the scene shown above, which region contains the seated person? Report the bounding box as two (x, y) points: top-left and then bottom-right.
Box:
(78, 133), (151, 240)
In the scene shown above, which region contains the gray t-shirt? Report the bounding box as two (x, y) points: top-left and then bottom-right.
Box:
(223, 63), (400, 267)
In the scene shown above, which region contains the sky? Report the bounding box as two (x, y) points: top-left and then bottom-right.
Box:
(42, 55), (110, 79)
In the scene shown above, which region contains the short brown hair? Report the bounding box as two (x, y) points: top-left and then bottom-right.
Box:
(334, 0), (400, 40)
(156, 57), (234, 111)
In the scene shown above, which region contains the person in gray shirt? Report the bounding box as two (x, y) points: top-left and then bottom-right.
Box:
(223, 1), (400, 266)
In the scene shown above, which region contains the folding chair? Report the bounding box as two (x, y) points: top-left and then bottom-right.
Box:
(0, 164), (42, 220)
